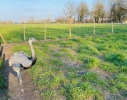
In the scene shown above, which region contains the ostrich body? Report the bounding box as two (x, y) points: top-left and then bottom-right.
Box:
(9, 38), (37, 92)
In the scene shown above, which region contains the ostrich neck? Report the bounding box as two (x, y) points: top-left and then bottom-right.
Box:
(29, 42), (36, 60)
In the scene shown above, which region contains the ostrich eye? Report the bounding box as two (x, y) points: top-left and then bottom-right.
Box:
(29, 38), (35, 41)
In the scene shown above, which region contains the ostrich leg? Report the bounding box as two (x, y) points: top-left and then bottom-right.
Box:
(12, 63), (24, 93)
(16, 69), (24, 92)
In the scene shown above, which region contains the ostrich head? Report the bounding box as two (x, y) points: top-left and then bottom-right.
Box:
(28, 38), (36, 44)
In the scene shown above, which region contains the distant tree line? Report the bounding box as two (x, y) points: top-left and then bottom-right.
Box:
(0, 20), (14, 25)
(0, 0), (126, 24)
(59, 0), (127, 23)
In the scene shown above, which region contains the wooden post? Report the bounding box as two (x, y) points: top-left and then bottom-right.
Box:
(23, 25), (26, 41)
(0, 33), (6, 44)
(112, 22), (114, 34)
(94, 18), (96, 35)
(44, 21), (47, 40)
(69, 18), (72, 38)
(111, 8), (114, 34)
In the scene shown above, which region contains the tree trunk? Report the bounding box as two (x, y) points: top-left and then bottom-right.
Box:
(102, 16), (104, 23)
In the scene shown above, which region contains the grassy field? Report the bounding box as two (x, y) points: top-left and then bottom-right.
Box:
(1, 23), (127, 99)
(11, 33), (127, 100)
(0, 23), (127, 43)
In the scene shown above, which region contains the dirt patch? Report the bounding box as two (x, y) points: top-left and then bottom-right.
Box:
(92, 68), (110, 80)
(0, 44), (41, 100)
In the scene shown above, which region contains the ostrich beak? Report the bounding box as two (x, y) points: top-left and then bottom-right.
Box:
(33, 39), (38, 43)
(32, 38), (37, 42)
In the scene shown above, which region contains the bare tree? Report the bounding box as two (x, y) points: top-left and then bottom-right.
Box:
(107, 0), (127, 22)
(77, 1), (88, 22)
(115, 0), (126, 22)
(55, 16), (67, 23)
(63, 1), (76, 20)
(27, 17), (36, 24)
(47, 15), (52, 23)
(63, 1), (76, 38)
(91, 1), (105, 23)
(39, 18), (44, 24)
(20, 18), (25, 24)
(8, 20), (13, 26)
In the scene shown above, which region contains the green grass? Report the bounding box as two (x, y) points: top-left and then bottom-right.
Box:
(0, 23), (127, 43)
(10, 31), (127, 100)
(1, 23), (127, 99)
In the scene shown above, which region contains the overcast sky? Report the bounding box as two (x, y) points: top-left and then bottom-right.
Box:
(0, 0), (94, 22)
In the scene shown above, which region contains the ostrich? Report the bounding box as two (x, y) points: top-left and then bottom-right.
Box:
(9, 38), (37, 92)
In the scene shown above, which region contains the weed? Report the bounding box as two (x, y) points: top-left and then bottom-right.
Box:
(83, 56), (99, 68)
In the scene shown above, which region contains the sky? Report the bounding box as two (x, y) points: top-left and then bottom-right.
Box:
(0, 0), (94, 22)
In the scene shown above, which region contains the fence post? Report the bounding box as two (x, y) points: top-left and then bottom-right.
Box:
(69, 19), (72, 38)
(94, 19), (96, 35)
(23, 25), (26, 41)
(0, 33), (6, 44)
(112, 22), (114, 33)
(44, 21), (47, 40)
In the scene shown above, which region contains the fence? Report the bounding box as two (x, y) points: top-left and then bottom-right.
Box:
(0, 23), (127, 43)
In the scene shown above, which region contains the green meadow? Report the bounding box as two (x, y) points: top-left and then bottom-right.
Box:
(0, 23), (127, 43)
(1, 23), (127, 99)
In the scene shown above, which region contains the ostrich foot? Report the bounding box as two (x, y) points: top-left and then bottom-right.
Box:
(21, 88), (24, 93)
(19, 80), (24, 93)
